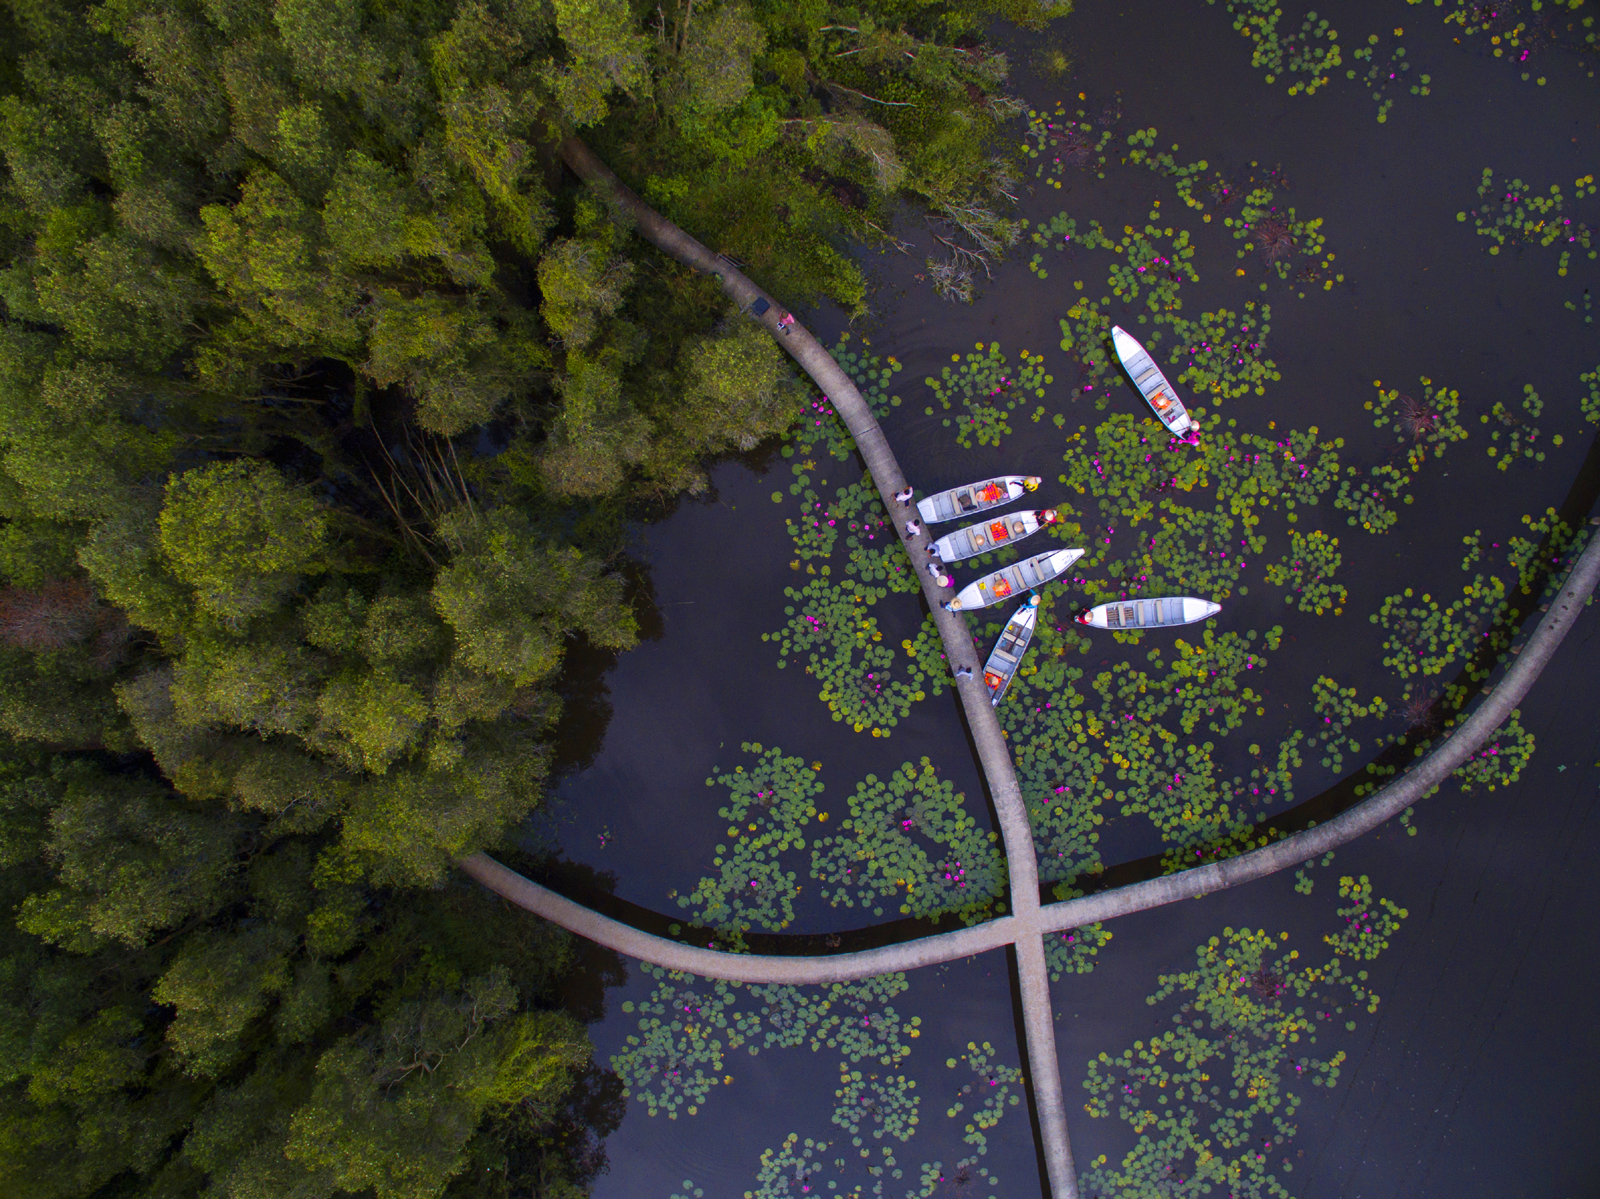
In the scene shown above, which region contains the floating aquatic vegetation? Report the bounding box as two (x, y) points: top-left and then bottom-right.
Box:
(1366, 376), (1470, 469)
(615, 968), (761, 1118)
(766, 577), (931, 734)
(1210, 0), (1343, 94)
(1458, 168), (1597, 271)
(1505, 506), (1592, 601)
(1372, 576), (1510, 681)
(1167, 303), (1279, 398)
(1227, 188), (1336, 286)
(725, 1042), (1024, 1199)
(1451, 709), (1536, 793)
(1022, 106), (1119, 184)
(614, 966), (918, 1121)
(1004, 621), (1288, 853)
(810, 758), (1007, 923)
(1106, 223), (1199, 314)
(1567, 288), (1594, 327)
(1123, 128), (1214, 211)
(675, 745), (825, 933)
(1265, 529), (1346, 613)
(923, 342), (1054, 448)
(1307, 676), (1388, 773)
(1323, 874), (1407, 959)
(1348, 31), (1429, 122)
(1437, 0), (1595, 81)
(1483, 383), (1546, 468)
(832, 1064), (920, 1142)
(1044, 918), (1114, 979)
(1058, 295), (1119, 406)
(1079, 886), (1406, 1199)
(943, 1041), (1023, 1156)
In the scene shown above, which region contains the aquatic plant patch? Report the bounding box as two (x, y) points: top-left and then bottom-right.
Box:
(614, 966), (917, 1120)
(1166, 303), (1278, 399)
(922, 341), (1055, 448)
(1483, 383), (1546, 468)
(811, 758), (1007, 923)
(1265, 529), (1346, 614)
(766, 577), (932, 735)
(1459, 168), (1597, 271)
(1078, 882), (1407, 1198)
(1210, 0), (1343, 93)
(1348, 31), (1429, 122)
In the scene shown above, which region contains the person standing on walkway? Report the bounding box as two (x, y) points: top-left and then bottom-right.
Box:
(905, 519), (922, 538)
(954, 665), (974, 680)
(777, 312), (795, 334)
(893, 486), (914, 506)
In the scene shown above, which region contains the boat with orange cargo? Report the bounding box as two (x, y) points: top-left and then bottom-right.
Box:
(931, 509), (1058, 564)
(916, 475), (1040, 524)
(946, 547), (1085, 612)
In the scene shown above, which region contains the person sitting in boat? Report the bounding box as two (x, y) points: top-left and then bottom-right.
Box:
(1151, 391), (1171, 411)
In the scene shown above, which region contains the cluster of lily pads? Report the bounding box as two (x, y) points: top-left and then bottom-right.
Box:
(1265, 530), (1346, 613)
(1484, 383), (1547, 468)
(615, 964), (917, 1119)
(1078, 882), (1406, 1198)
(674, 745), (1009, 932)
(1348, 31), (1429, 122)
(923, 341), (1055, 448)
(1435, 0), (1596, 83)
(1458, 168), (1597, 271)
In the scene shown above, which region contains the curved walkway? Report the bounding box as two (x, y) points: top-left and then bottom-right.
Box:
(556, 135), (1076, 1196)
(465, 137), (1600, 1199)
(465, 510), (1600, 973)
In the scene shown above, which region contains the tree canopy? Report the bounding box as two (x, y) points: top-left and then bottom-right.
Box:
(0, 0), (1068, 1193)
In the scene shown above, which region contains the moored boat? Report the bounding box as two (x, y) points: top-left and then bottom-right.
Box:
(1075, 596), (1221, 630)
(916, 475), (1040, 524)
(931, 509), (1058, 563)
(983, 596), (1039, 706)
(947, 547), (1085, 612)
(1111, 325), (1194, 437)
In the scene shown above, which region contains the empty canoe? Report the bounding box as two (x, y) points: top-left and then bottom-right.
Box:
(916, 475), (1041, 524)
(932, 509), (1058, 564)
(983, 596), (1039, 707)
(1075, 596), (1221, 630)
(1111, 325), (1194, 437)
(947, 548), (1085, 612)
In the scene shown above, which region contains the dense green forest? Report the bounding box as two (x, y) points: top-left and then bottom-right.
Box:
(0, 0), (1068, 1193)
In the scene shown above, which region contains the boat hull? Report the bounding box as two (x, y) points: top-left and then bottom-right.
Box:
(931, 509), (1057, 563)
(983, 597), (1039, 706)
(917, 475), (1041, 524)
(1076, 596), (1221, 630)
(948, 548), (1085, 611)
(1112, 325), (1194, 436)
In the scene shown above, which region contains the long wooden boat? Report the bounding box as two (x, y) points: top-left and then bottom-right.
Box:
(947, 547), (1085, 612)
(1075, 596), (1221, 631)
(931, 509), (1058, 563)
(983, 596), (1039, 707)
(916, 475), (1041, 525)
(1111, 325), (1194, 437)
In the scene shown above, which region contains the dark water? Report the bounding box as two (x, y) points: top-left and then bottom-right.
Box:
(530, 1), (1600, 1193)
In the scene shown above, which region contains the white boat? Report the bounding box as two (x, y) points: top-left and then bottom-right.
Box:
(983, 596), (1039, 706)
(932, 509), (1058, 563)
(1111, 325), (1194, 437)
(1075, 596), (1221, 631)
(916, 475), (1040, 524)
(947, 548), (1085, 612)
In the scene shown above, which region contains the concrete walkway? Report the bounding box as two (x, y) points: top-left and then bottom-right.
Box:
(462, 136), (1600, 1199)
(556, 136), (1078, 1196)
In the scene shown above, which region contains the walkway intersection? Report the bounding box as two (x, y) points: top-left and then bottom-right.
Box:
(459, 138), (1600, 1199)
